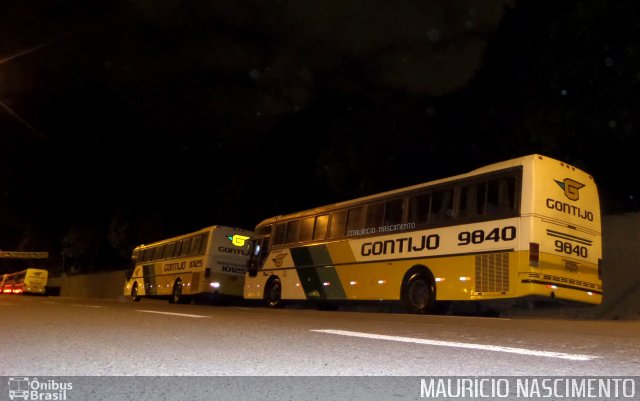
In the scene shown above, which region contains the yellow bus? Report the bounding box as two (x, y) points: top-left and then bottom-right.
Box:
(1, 268), (49, 294)
(124, 225), (253, 303)
(244, 154), (602, 313)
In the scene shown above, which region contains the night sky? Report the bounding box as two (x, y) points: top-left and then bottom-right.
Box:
(1, 0), (639, 273)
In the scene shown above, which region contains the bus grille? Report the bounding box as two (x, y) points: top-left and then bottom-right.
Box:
(475, 253), (509, 293)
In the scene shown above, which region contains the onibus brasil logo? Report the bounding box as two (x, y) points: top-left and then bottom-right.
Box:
(227, 234), (250, 247)
(7, 377), (73, 400)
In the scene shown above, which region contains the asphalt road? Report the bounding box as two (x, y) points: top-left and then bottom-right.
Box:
(1, 295), (639, 400)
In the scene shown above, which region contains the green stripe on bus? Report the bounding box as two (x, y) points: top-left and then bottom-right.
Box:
(290, 245), (333, 267)
(298, 268), (322, 299)
(315, 265), (346, 300)
(290, 246), (314, 267)
(291, 247), (325, 299)
(290, 245), (346, 300)
(307, 245), (333, 266)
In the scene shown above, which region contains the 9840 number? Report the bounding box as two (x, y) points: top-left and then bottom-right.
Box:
(458, 226), (517, 245)
(555, 240), (588, 258)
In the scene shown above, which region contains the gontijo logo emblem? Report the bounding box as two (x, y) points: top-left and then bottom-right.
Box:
(227, 234), (250, 247)
(554, 178), (585, 201)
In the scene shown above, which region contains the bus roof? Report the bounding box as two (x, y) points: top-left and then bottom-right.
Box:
(255, 154), (590, 227)
(133, 225), (253, 250)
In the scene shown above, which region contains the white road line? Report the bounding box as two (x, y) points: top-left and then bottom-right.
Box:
(135, 310), (208, 318)
(312, 329), (598, 361)
(72, 304), (104, 308)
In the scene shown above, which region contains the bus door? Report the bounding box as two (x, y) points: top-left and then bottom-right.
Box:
(247, 235), (270, 277)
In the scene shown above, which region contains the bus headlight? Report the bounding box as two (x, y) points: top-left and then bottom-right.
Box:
(210, 282), (220, 288)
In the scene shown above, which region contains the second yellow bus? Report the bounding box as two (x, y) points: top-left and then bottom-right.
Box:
(124, 225), (253, 303)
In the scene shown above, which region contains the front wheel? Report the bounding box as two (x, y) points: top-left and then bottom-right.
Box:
(264, 278), (283, 308)
(169, 280), (183, 304)
(401, 273), (435, 314)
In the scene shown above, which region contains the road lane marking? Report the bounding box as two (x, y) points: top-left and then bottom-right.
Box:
(136, 310), (208, 318)
(312, 329), (598, 361)
(72, 304), (104, 308)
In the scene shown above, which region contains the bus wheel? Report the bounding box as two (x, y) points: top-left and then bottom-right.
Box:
(401, 273), (434, 314)
(131, 283), (141, 302)
(264, 277), (283, 308)
(170, 279), (183, 304)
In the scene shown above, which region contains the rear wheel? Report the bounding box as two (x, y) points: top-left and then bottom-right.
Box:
(131, 283), (141, 302)
(264, 278), (283, 308)
(169, 279), (183, 304)
(401, 273), (435, 314)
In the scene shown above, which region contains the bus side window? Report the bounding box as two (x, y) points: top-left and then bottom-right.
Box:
(486, 179), (501, 214)
(173, 241), (182, 257)
(153, 246), (165, 261)
(430, 189), (454, 222)
(164, 242), (176, 258)
(346, 207), (364, 234)
(408, 193), (430, 225)
(180, 238), (191, 256)
(199, 233), (209, 254)
(364, 203), (384, 229)
(189, 235), (202, 255)
(313, 215), (328, 240)
(502, 176), (516, 211)
(142, 248), (152, 262)
(459, 183), (486, 218)
(298, 217), (315, 242)
(273, 223), (287, 245)
(487, 176), (516, 213)
(285, 220), (300, 244)
(329, 210), (347, 238)
(384, 198), (404, 225)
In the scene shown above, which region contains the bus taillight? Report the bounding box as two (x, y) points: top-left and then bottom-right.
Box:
(529, 243), (540, 267)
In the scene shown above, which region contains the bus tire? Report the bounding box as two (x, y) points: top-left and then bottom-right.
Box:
(401, 271), (435, 314)
(264, 277), (283, 308)
(131, 283), (141, 302)
(170, 279), (183, 304)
